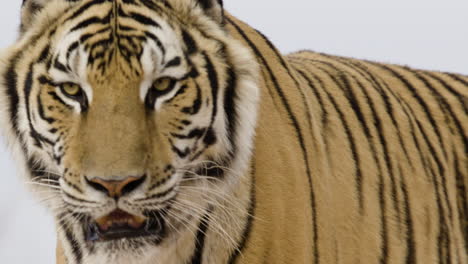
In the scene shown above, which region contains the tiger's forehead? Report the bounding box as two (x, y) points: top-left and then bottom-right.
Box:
(49, 0), (189, 91)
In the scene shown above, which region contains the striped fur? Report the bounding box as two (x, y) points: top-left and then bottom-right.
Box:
(1, 0), (466, 263)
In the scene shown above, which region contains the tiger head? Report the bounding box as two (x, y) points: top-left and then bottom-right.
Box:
(1, 0), (258, 259)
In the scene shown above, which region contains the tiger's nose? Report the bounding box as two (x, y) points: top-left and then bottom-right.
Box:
(85, 175), (146, 198)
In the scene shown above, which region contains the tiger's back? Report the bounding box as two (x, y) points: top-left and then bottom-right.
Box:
(226, 15), (467, 263)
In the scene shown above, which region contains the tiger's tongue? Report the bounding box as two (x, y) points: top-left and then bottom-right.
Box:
(95, 209), (146, 231)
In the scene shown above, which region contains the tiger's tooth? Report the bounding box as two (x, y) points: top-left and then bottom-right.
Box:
(128, 216), (145, 229)
(94, 210), (148, 232)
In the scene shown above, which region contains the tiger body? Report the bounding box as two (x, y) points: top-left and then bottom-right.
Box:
(0, 0), (466, 263)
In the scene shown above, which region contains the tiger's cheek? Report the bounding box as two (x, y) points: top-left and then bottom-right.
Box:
(38, 86), (82, 168)
(156, 79), (212, 159)
(39, 84), (75, 125)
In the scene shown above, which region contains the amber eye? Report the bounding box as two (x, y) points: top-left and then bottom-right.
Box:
(145, 77), (177, 109)
(153, 77), (175, 92)
(58, 82), (89, 111)
(60, 82), (82, 97)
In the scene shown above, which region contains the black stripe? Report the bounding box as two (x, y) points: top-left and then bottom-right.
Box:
(341, 58), (413, 168)
(388, 70), (457, 257)
(445, 73), (468, 92)
(348, 61), (432, 181)
(255, 29), (288, 70)
(5, 55), (22, 137)
(429, 73), (468, 113)
(363, 63), (443, 263)
(228, 161), (256, 264)
(37, 45), (50, 63)
(420, 73), (467, 150)
(255, 34), (316, 147)
(376, 75), (451, 263)
(37, 93), (55, 124)
(410, 72), (461, 221)
(399, 165), (417, 264)
(182, 30), (198, 55)
(292, 66), (329, 127)
(414, 120), (449, 263)
(28, 157), (60, 184)
(79, 27), (110, 43)
(171, 143), (190, 159)
(67, 0), (106, 21)
(24, 65), (55, 147)
(302, 60), (367, 213)
(227, 17), (319, 264)
(453, 150), (468, 252)
(349, 70), (403, 231)
(307, 62), (389, 263)
(289, 62), (337, 168)
(189, 207), (214, 264)
(201, 52), (219, 138)
(145, 31), (166, 57)
(3, 39), (53, 181)
(371, 66), (453, 262)
(136, 185), (175, 200)
(61, 220), (83, 264)
(165, 56), (181, 68)
(128, 11), (160, 27)
(47, 91), (73, 110)
(389, 91), (446, 262)
(181, 83), (202, 115)
(66, 42), (79, 61)
(223, 67), (238, 158)
(62, 191), (99, 205)
(53, 58), (69, 73)
(168, 39), (226, 160)
(314, 58), (403, 228)
(138, 0), (166, 12)
(203, 128), (217, 146)
(70, 14), (112, 32)
(198, 0), (214, 9)
(62, 176), (84, 194)
(374, 64), (449, 159)
(427, 161), (451, 264)
(171, 128), (205, 140)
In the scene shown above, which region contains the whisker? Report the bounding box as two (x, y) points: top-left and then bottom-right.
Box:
(25, 181), (61, 189)
(170, 201), (237, 247)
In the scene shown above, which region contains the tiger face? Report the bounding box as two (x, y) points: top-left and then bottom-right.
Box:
(2, 0), (258, 259)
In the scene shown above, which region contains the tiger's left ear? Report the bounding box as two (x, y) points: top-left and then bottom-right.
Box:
(195, 0), (224, 24)
(20, 0), (52, 33)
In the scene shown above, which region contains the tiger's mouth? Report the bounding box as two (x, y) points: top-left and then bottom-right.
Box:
(86, 209), (165, 242)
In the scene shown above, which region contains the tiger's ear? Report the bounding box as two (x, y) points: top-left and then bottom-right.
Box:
(20, 0), (53, 33)
(195, 0), (224, 24)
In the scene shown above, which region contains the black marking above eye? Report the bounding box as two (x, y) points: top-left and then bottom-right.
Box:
(165, 57), (181, 68)
(145, 77), (177, 109)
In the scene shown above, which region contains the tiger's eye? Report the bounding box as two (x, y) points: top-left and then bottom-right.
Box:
(145, 77), (177, 109)
(153, 77), (174, 91)
(60, 83), (81, 96)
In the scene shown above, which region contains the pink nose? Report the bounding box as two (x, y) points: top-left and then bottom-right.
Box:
(86, 175), (146, 198)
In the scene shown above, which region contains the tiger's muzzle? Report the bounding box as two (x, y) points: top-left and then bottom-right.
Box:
(79, 175), (169, 243)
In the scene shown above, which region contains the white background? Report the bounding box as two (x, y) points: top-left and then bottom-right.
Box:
(1, 0), (467, 263)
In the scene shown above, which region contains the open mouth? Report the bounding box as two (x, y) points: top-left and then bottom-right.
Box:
(86, 209), (165, 242)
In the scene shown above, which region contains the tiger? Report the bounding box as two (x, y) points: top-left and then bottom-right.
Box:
(0, 0), (466, 263)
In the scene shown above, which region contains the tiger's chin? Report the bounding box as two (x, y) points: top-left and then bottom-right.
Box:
(79, 208), (190, 264)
